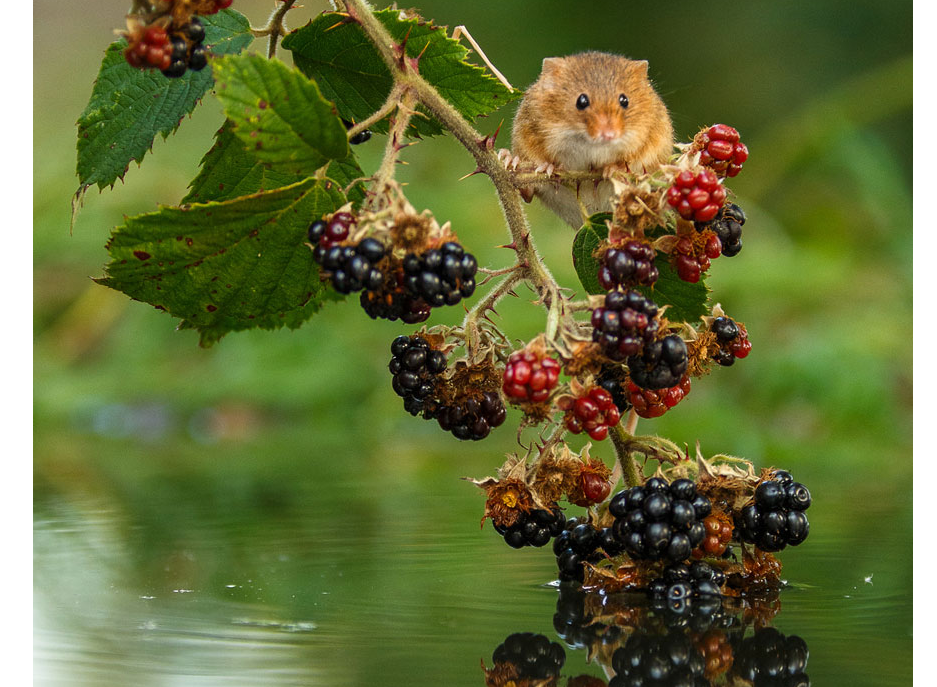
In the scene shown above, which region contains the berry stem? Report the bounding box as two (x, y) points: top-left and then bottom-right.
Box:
(609, 421), (643, 489)
(343, 0), (563, 336)
(462, 269), (523, 356)
(250, 0), (299, 58)
(346, 82), (408, 144)
(365, 88), (418, 212)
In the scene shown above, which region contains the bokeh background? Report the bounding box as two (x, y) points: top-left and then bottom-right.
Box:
(34, 1), (912, 685)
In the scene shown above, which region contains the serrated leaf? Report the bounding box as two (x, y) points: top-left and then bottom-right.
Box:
(183, 120), (304, 204)
(97, 178), (348, 347)
(75, 10), (252, 192)
(572, 214), (711, 324)
(184, 120), (366, 207)
(282, 9), (521, 137)
(213, 54), (349, 176)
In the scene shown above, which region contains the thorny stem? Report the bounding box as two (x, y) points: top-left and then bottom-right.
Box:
(610, 420), (643, 489)
(346, 83), (408, 143)
(461, 270), (523, 357)
(250, 0), (298, 58)
(343, 0), (562, 339)
(365, 89), (418, 211)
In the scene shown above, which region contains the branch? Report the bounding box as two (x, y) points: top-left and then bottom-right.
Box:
(250, 0), (298, 58)
(609, 419), (643, 488)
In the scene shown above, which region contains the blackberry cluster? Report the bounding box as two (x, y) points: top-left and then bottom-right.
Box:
(161, 18), (209, 78)
(388, 335), (446, 416)
(402, 242), (478, 308)
(628, 335), (689, 390)
(502, 350), (561, 403)
(591, 290), (661, 361)
(667, 169), (727, 223)
(672, 232), (721, 284)
(731, 628), (810, 687)
(124, 25), (174, 71)
(596, 364), (633, 414)
(553, 520), (618, 583)
(648, 561), (726, 608)
(493, 508), (565, 549)
(609, 478), (711, 563)
(426, 391), (506, 440)
(490, 633), (566, 681)
(697, 203), (746, 257)
(310, 219), (386, 295)
(737, 471), (811, 553)
(610, 631), (708, 687)
(598, 240), (659, 290)
(710, 316), (751, 366)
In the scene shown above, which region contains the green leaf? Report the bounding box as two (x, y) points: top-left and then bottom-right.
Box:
(282, 9), (522, 137)
(96, 178), (348, 347)
(75, 10), (252, 193)
(183, 120), (304, 204)
(572, 214), (710, 324)
(213, 54), (350, 176)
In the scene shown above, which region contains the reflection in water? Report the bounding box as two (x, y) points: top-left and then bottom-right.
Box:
(485, 584), (809, 687)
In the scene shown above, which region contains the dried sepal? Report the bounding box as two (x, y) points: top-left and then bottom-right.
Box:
(609, 176), (669, 238)
(529, 443), (579, 505)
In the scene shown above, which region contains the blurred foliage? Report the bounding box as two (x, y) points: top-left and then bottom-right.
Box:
(34, 0), (911, 684)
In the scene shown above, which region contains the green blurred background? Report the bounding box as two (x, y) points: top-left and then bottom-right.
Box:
(35, 1), (912, 685)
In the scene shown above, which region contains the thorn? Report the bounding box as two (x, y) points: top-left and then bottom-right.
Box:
(498, 242), (516, 250)
(458, 168), (484, 181)
(506, 289), (519, 298)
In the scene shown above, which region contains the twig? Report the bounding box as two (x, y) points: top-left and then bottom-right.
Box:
(610, 420), (642, 488)
(249, 0), (298, 58)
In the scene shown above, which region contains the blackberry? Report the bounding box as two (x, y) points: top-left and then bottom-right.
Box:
(628, 375), (691, 419)
(563, 386), (621, 442)
(591, 289), (660, 361)
(388, 335), (446, 417)
(736, 472), (811, 552)
(428, 391), (506, 441)
(553, 519), (606, 583)
(596, 364), (632, 414)
(610, 478), (710, 563)
(188, 45), (208, 71)
(711, 316), (740, 343)
(161, 58), (188, 79)
(495, 508), (565, 549)
(184, 17), (205, 44)
(490, 633), (566, 681)
(628, 334), (689, 390)
(360, 273), (431, 324)
(610, 631), (707, 687)
(597, 240), (659, 290)
(667, 169), (727, 223)
(341, 118), (372, 145)
(402, 242), (478, 308)
(732, 628), (810, 687)
(695, 123), (750, 178)
(697, 203), (746, 258)
(553, 584), (623, 650)
(313, 236), (386, 295)
(503, 350), (561, 403)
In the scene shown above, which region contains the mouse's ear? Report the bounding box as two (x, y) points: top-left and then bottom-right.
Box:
(631, 60), (650, 77)
(539, 57), (564, 87)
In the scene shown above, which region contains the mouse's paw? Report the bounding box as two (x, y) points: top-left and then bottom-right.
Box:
(534, 162), (556, 176)
(497, 148), (520, 171)
(602, 163), (629, 180)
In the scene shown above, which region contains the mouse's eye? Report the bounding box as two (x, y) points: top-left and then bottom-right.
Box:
(619, 94), (629, 109)
(576, 93), (590, 110)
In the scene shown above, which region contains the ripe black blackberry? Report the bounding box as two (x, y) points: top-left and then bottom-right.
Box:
(493, 508), (565, 549)
(552, 519), (607, 583)
(402, 242), (478, 308)
(427, 391), (506, 440)
(311, 235), (386, 295)
(628, 334), (689, 390)
(161, 18), (209, 78)
(736, 471), (811, 553)
(341, 118), (372, 145)
(731, 628), (810, 687)
(591, 290), (661, 361)
(597, 240), (659, 290)
(360, 280), (431, 324)
(610, 630), (707, 687)
(596, 364), (633, 414)
(696, 202), (746, 257)
(388, 335), (446, 416)
(491, 632), (566, 680)
(609, 478), (711, 563)
(647, 561), (725, 605)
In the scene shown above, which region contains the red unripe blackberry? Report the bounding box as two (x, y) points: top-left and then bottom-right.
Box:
(503, 350), (560, 403)
(628, 375), (690, 418)
(563, 387), (620, 441)
(597, 240), (659, 290)
(667, 169), (727, 222)
(591, 290), (660, 361)
(696, 124), (749, 178)
(580, 470), (611, 503)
